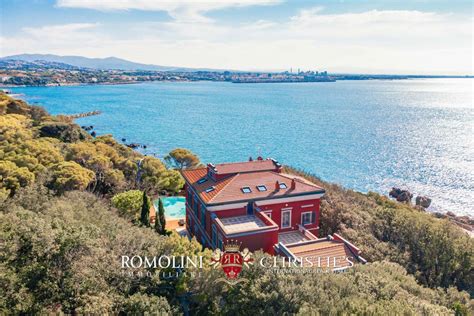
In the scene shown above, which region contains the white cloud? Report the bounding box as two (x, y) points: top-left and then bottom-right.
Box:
(1, 23), (103, 56)
(56, 0), (280, 11)
(291, 8), (442, 25)
(1, 7), (472, 74)
(56, 0), (281, 22)
(22, 23), (99, 39)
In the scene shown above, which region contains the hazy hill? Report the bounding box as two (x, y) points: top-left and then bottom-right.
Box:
(1, 54), (186, 71)
(0, 59), (85, 71)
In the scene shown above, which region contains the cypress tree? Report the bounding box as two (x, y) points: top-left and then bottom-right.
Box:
(158, 198), (167, 235)
(154, 200), (163, 234)
(154, 215), (162, 234)
(140, 191), (150, 227)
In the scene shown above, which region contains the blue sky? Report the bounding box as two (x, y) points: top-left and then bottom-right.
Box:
(1, 0), (472, 74)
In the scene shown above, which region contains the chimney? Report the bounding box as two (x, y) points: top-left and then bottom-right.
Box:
(290, 178), (296, 190)
(207, 163), (216, 178)
(207, 163), (216, 171)
(275, 181), (280, 191)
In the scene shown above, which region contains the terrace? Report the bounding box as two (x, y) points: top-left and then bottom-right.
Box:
(279, 224), (318, 245)
(276, 234), (367, 270)
(278, 230), (310, 245)
(214, 213), (279, 236)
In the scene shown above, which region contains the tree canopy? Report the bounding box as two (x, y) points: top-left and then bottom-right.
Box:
(50, 161), (95, 193)
(0, 93), (185, 197)
(164, 148), (201, 170)
(111, 189), (147, 221)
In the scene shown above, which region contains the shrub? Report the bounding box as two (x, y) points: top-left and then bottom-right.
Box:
(284, 166), (474, 295)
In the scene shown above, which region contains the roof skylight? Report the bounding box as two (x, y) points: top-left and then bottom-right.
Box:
(197, 177), (207, 184)
(257, 185), (267, 192)
(241, 187), (252, 193)
(205, 186), (215, 193)
(279, 182), (287, 189)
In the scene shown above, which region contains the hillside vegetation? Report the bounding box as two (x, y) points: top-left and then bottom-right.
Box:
(285, 167), (474, 295)
(0, 93), (472, 314)
(0, 92), (183, 199)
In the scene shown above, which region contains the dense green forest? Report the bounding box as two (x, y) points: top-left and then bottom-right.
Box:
(0, 92), (472, 314)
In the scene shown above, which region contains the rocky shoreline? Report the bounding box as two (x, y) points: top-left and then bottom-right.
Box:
(389, 187), (473, 235)
(434, 211), (474, 235)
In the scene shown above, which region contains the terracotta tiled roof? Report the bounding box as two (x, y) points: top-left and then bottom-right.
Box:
(181, 167), (324, 205)
(285, 238), (362, 268)
(181, 168), (207, 184)
(181, 168), (235, 203)
(212, 159), (279, 175)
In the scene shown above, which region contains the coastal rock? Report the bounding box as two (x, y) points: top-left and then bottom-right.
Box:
(443, 212), (474, 233)
(389, 187), (402, 198)
(126, 143), (140, 149)
(397, 191), (413, 203)
(445, 213), (474, 225)
(415, 195), (432, 208)
(389, 187), (413, 203)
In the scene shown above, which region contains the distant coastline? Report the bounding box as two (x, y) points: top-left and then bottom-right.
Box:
(1, 75), (472, 88)
(1, 58), (472, 87)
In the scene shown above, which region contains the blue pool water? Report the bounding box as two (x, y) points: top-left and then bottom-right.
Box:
(10, 79), (473, 216)
(157, 197), (186, 219)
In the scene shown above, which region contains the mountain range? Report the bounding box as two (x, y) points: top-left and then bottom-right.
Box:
(0, 54), (196, 71)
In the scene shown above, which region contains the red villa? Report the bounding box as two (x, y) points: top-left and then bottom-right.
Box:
(181, 157), (365, 267)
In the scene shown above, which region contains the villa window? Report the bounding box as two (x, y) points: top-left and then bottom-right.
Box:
(186, 192), (191, 206)
(241, 186), (252, 193)
(257, 185), (267, 192)
(193, 196), (199, 217)
(200, 204), (206, 226)
(218, 234), (223, 250)
(301, 212), (313, 225)
(281, 210), (291, 228)
(279, 182), (287, 189)
(212, 225), (217, 248)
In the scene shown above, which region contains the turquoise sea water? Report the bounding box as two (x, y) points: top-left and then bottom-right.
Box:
(157, 197), (186, 219)
(11, 79), (473, 216)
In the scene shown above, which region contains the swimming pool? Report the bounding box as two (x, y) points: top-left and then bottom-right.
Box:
(156, 196), (186, 219)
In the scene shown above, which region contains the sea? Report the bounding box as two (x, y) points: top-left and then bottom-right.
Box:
(10, 79), (473, 216)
